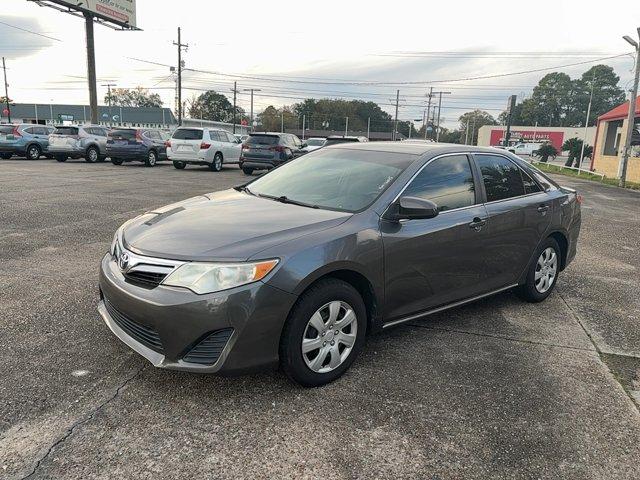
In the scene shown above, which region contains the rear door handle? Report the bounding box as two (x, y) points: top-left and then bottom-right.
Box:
(469, 217), (487, 231)
(537, 204), (550, 213)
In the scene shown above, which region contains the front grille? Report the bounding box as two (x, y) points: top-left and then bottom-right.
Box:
(182, 329), (233, 365)
(124, 270), (168, 287)
(104, 298), (164, 354)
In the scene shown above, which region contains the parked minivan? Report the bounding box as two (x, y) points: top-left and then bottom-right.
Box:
(107, 128), (168, 167)
(0, 124), (55, 160)
(239, 132), (306, 175)
(167, 127), (242, 171)
(48, 125), (109, 163)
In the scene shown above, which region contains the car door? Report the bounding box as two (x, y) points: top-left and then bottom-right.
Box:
(150, 130), (167, 159)
(290, 134), (305, 158)
(473, 153), (552, 290)
(95, 127), (108, 153)
(224, 132), (242, 162)
(381, 153), (492, 321)
(34, 126), (51, 150)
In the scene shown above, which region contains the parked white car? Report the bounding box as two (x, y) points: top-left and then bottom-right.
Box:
(502, 143), (544, 156)
(301, 137), (326, 153)
(167, 127), (242, 171)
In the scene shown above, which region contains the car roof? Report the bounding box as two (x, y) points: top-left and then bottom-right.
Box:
(325, 141), (516, 156)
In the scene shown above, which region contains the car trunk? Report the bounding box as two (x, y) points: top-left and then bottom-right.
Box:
(243, 134), (280, 160)
(49, 127), (80, 147)
(170, 129), (203, 156)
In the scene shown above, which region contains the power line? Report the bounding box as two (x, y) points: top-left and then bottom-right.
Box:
(0, 20), (62, 42)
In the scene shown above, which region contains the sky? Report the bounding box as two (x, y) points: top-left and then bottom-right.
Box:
(1, 0), (638, 129)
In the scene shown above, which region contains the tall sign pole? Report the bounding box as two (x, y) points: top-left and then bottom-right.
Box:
(2, 57), (10, 123)
(84, 13), (98, 124)
(393, 89), (400, 141)
(425, 87), (433, 139)
(231, 81), (238, 134)
(504, 95), (517, 147)
(435, 91), (451, 142)
(174, 27), (188, 126)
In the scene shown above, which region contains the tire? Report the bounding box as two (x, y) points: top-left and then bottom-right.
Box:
(145, 150), (158, 167)
(173, 161), (186, 170)
(209, 152), (223, 172)
(517, 237), (561, 303)
(55, 155), (67, 163)
(242, 167), (254, 175)
(97, 156), (106, 163)
(26, 144), (42, 160)
(111, 158), (124, 166)
(85, 146), (99, 163)
(0, 152), (12, 160)
(280, 279), (367, 387)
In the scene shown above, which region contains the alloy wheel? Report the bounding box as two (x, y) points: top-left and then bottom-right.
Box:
(535, 247), (557, 293)
(148, 151), (157, 166)
(302, 301), (357, 373)
(87, 148), (98, 162)
(28, 146), (40, 159)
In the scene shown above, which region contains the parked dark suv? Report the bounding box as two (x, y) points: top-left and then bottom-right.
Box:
(239, 132), (306, 175)
(107, 128), (168, 167)
(99, 143), (581, 387)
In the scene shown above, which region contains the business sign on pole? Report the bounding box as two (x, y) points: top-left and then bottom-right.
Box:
(489, 129), (565, 151)
(45, 0), (137, 29)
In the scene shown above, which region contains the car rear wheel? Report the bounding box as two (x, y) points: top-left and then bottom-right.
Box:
(280, 279), (366, 387)
(26, 144), (42, 160)
(55, 155), (67, 162)
(111, 158), (124, 166)
(145, 150), (158, 167)
(0, 152), (12, 160)
(517, 237), (561, 303)
(173, 161), (186, 170)
(242, 167), (254, 175)
(209, 152), (223, 172)
(85, 146), (99, 163)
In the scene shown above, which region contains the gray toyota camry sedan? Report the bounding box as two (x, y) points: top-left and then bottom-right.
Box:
(99, 142), (581, 387)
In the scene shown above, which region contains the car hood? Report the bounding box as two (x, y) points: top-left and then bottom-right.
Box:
(122, 189), (351, 261)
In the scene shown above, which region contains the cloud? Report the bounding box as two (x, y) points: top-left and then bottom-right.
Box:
(0, 15), (56, 59)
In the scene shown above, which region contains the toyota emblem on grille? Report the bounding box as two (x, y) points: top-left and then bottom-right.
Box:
(118, 252), (129, 271)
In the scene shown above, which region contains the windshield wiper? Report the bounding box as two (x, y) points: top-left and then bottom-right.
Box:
(235, 185), (255, 196)
(260, 194), (319, 209)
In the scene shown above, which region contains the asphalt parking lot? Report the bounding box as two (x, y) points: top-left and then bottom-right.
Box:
(1, 158), (639, 479)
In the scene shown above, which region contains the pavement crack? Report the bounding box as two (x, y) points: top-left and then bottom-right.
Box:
(556, 289), (640, 413)
(20, 364), (146, 480)
(404, 322), (595, 352)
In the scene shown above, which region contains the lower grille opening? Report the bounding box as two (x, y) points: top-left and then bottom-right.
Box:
(104, 298), (164, 354)
(182, 328), (233, 365)
(124, 270), (168, 288)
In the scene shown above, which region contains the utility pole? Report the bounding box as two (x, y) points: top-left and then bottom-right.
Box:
(84, 13), (98, 125)
(504, 95), (517, 147)
(619, 28), (640, 187)
(302, 114), (306, 140)
(174, 27), (188, 126)
(345, 116), (349, 136)
(101, 83), (116, 126)
(281, 110), (284, 133)
(367, 117), (370, 140)
(424, 87), (433, 139)
(393, 89), (400, 141)
(578, 71), (596, 174)
(435, 91), (451, 142)
(471, 116), (477, 146)
(464, 121), (470, 145)
(230, 81), (238, 134)
(243, 88), (261, 132)
(2, 57), (10, 123)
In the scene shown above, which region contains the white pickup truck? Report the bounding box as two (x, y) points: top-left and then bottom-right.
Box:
(497, 143), (544, 156)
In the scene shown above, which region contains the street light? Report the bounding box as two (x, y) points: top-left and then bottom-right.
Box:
(242, 88), (261, 132)
(618, 28), (640, 187)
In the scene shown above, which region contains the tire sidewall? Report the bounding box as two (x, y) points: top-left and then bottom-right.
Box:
(521, 237), (561, 302)
(173, 161), (186, 169)
(27, 144), (41, 160)
(86, 146), (98, 163)
(146, 150), (157, 167)
(211, 153), (223, 172)
(280, 279), (367, 387)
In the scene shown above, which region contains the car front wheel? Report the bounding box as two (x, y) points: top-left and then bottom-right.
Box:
(85, 146), (99, 163)
(26, 144), (42, 160)
(517, 237), (561, 302)
(173, 161), (186, 170)
(280, 279), (366, 387)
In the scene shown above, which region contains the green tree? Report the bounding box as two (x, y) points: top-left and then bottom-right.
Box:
(562, 137), (592, 167)
(105, 87), (162, 108)
(536, 143), (558, 162)
(520, 72), (574, 126)
(188, 90), (243, 122)
(459, 110), (497, 143)
(567, 65), (625, 126)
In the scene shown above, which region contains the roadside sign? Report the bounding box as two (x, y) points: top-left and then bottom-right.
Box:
(58, 114), (74, 122)
(46, 0), (137, 29)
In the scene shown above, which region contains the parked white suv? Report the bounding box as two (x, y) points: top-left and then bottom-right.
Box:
(167, 127), (242, 171)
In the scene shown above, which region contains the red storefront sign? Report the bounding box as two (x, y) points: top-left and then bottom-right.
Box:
(489, 129), (565, 151)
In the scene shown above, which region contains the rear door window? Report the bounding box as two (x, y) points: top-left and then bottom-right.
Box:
(172, 128), (203, 140)
(55, 127), (79, 136)
(403, 155), (476, 212)
(521, 169), (542, 194)
(475, 154), (526, 202)
(209, 131), (222, 142)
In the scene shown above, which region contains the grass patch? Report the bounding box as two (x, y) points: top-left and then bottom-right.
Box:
(533, 161), (640, 191)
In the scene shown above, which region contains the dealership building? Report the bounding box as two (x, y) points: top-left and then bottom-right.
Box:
(477, 125), (597, 153)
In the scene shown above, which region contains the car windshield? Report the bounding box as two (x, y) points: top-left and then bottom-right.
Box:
(247, 148), (414, 212)
(306, 139), (325, 146)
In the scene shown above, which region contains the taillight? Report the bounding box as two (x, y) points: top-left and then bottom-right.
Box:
(200, 142), (211, 149)
(241, 144), (249, 150)
(12, 126), (22, 137)
(576, 194), (583, 204)
(270, 145), (285, 152)
(165, 140), (171, 148)
(135, 130), (142, 141)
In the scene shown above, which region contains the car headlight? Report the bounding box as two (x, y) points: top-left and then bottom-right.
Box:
(162, 259), (279, 294)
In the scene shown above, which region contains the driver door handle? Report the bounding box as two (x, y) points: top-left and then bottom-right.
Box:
(469, 217), (487, 231)
(537, 204), (550, 213)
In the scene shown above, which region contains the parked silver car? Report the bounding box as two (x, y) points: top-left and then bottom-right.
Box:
(48, 125), (109, 163)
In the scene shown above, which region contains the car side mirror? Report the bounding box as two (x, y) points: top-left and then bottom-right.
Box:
(385, 196), (439, 221)
(300, 143), (308, 149)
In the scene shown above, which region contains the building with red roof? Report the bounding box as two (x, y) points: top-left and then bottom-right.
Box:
(591, 96), (640, 182)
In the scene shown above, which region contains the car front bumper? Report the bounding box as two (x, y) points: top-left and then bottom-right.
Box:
(98, 253), (297, 374)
